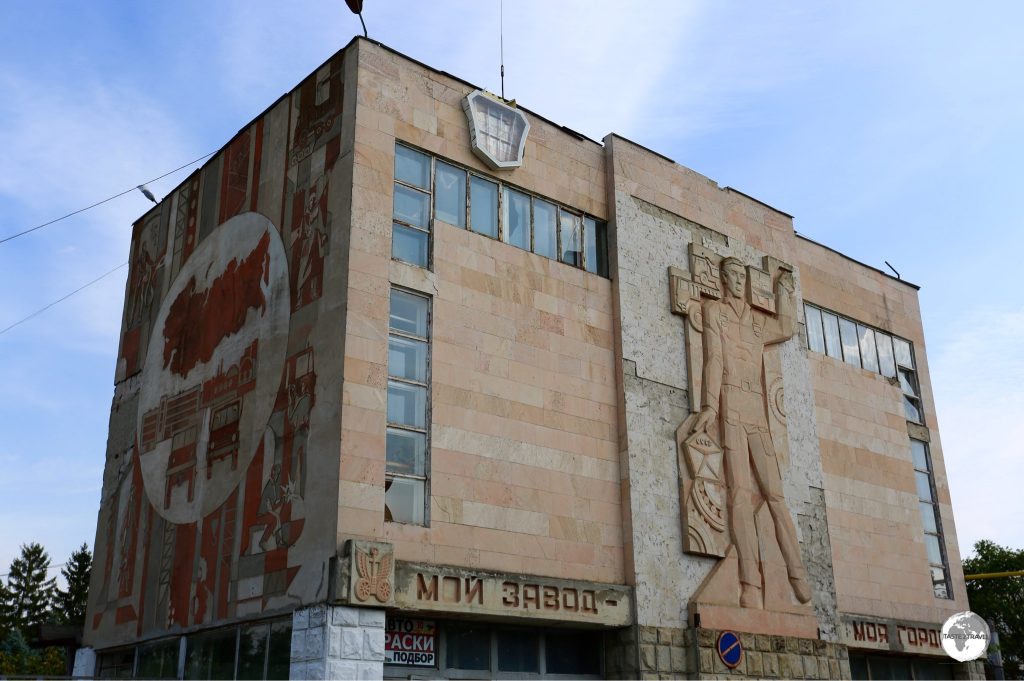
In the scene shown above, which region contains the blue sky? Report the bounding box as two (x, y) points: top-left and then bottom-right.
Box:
(1, 1), (1022, 580)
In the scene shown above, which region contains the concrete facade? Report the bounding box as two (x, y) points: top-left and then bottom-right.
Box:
(79, 37), (980, 679)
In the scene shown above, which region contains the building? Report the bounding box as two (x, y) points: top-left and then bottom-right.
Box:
(75, 37), (980, 679)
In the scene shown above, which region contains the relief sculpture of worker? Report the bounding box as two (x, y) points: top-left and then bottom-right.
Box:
(685, 256), (812, 609)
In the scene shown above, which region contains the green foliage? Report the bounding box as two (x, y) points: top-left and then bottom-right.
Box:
(5, 543), (56, 633)
(0, 628), (65, 677)
(0, 578), (14, 634)
(0, 542), (90, 677)
(55, 544), (92, 626)
(963, 539), (1024, 678)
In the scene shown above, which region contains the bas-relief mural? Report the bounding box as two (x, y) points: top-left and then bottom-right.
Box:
(88, 56), (346, 646)
(670, 245), (813, 619)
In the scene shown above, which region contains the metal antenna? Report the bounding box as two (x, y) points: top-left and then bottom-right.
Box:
(884, 260), (901, 279)
(500, 0), (505, 99)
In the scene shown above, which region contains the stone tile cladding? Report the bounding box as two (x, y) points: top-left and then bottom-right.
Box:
(607, 136), (839, 636)
(342, 39), (622, 584)
(290, 604), (385, 680)
(692, 628), (849, 680)
(796, 236), (971, 621)
(637, 626), (693, 680)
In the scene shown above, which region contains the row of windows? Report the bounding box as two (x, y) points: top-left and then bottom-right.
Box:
(849, 652), (955, 680)
(385, 288), (431, 525)
(804, 303), (924, 424)
(383, 621), (601, 679)
(393, 144), (609, 276)
(912, 438), (952, 599)
(804, 302), (951, 600)
(96, 619), (291, 679)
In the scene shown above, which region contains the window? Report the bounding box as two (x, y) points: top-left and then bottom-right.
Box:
(136, 639), (179, 679)
(912, 438), (952, 599)
(97, 648), (135, 678)
(386, 621), (602, 679)
(386, 288), (430, 525)
(893, 337), (923, 424)
(583, 216), (608, 276)
(558, 209), (582, 267)
(470, 175), (499, 238)
(185, 628), (237, 680)
(804, 303), (924, 424)
(533, 199), (558, 259)
(393, 145), (432, 267)
(97, 618), (290, 680)
(849, 652), (955, 680)
(394, 142), (609, 276)
(805, 305), (825, 354)
(435, 161), (466, 228)
(504, 186), (531, 251)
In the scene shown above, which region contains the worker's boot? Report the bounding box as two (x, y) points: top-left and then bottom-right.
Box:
(789, 569), (812, 604)
(739, 583), (762, 609)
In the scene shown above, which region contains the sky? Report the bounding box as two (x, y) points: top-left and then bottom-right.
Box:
(1, 1), (1022, 582)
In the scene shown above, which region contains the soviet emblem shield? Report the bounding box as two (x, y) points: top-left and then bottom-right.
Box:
(462, 90), (529, 170)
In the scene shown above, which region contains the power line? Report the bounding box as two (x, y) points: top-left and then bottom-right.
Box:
(0, 563), (67, 579)
(0, 262), (128, 336)
(0, 151), (215, 245)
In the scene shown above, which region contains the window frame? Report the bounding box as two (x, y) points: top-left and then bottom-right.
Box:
(385, 286), (432, 526)
(385, 622), (604, 680)
(94, 617), (291, 680)
(910, 438), (952, 599)
(393, 145), (436, 269)
(804, 302), (924, 424)
(394, 141), (609, 277)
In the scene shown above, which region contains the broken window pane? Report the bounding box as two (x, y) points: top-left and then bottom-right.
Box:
(503, 187), (531, 250)
(385, 477), (425, 524)
(931, 566), (949, 598)
(898, 368), (919, 397)
(558, 209), (582, 267)
(904, 396), (923, 423)
(434, 161), (466, 228)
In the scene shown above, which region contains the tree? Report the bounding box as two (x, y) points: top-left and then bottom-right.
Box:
(54, 544), (91, 626)
(0, 578), (13, 634)
(963, 539), (1024, 679)
(5, 543), (56, 634)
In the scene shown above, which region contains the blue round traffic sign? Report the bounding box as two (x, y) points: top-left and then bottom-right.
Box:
(716, 630), (743, 669)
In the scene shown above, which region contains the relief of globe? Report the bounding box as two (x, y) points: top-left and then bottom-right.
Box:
(940, 611), (990, 662)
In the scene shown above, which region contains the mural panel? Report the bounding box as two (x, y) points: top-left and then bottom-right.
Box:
(86, 54), (346, 647)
